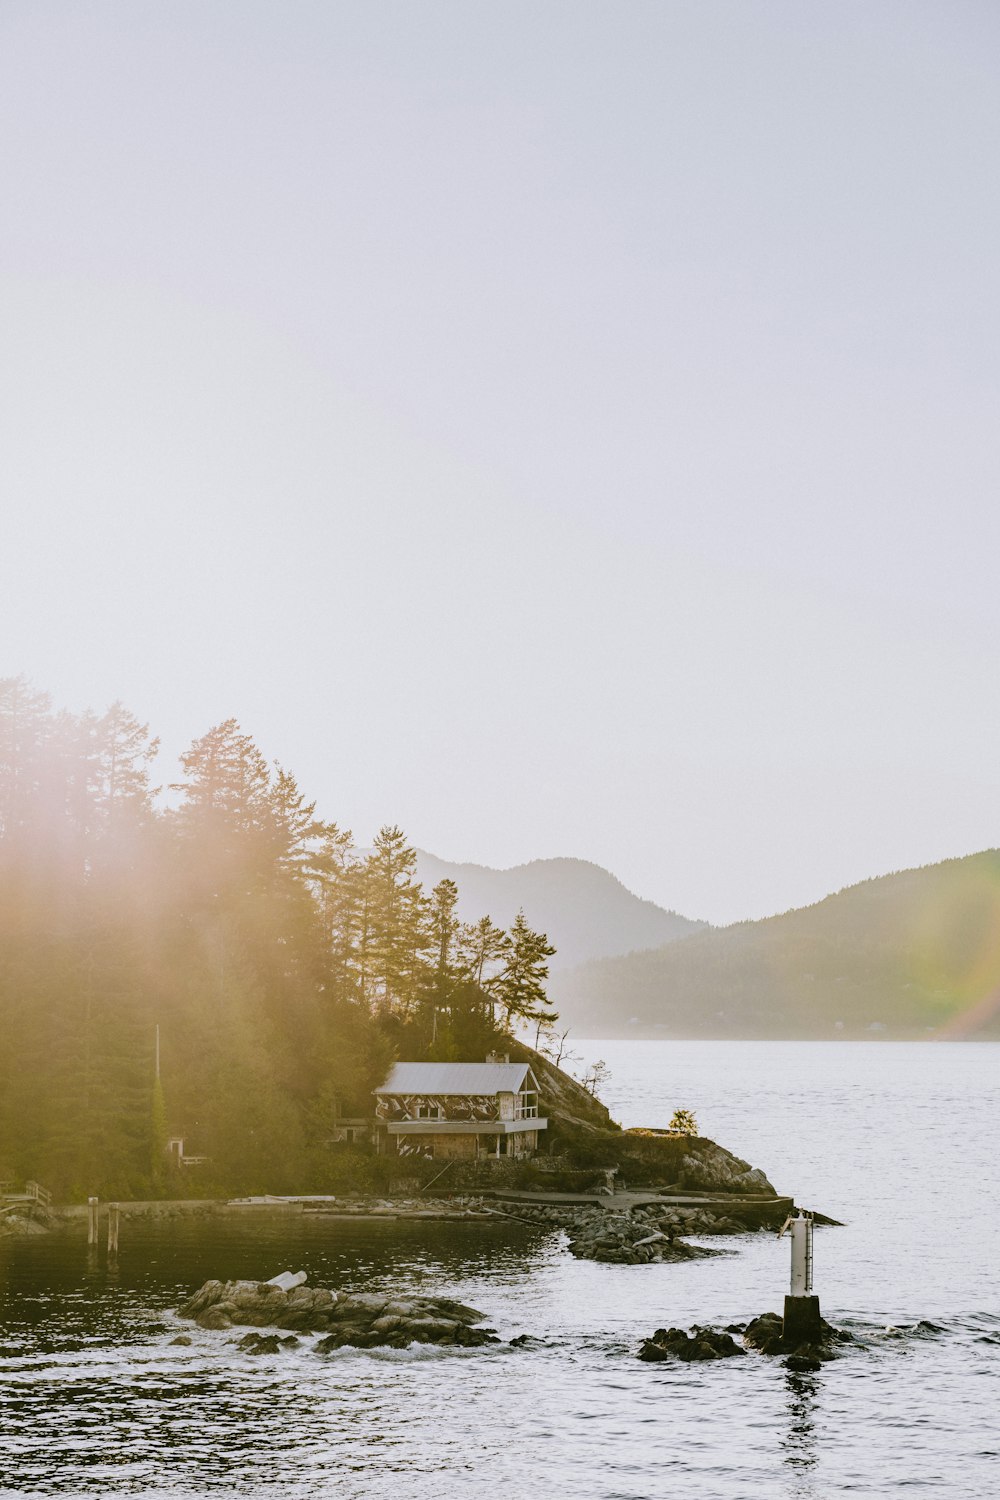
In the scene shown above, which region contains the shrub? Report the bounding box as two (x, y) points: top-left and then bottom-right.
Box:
(668, 1108), (698, 1136)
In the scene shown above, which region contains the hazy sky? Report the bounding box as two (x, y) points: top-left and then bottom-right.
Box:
(3, 2), (999, 924)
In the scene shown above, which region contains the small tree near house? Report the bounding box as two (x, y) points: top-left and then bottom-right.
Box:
(580, 1058), (611, 1097)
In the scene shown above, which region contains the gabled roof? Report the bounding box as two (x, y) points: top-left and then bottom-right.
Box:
(374, 1061), (533, 1096)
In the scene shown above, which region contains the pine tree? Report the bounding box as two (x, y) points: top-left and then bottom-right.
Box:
(428, 879), (459, 986)
(173, 718), (271, 831)
(361, 826), (430, 1018)
(312, 824), (364, 999)
(493, 909), (558, 1033)
(94, 702), (159, 841)
(267, 766), (330, 885)
(458, 915), (511, 1012)
(0, 675), (53, 845)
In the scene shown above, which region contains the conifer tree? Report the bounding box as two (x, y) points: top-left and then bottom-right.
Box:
(173, 718), (271, 831)
(458, 915), (511, 1003)
(362, 826), (430, 1017)
(94, 702), (159, 840)
(0, 674), (53, 845)
(312, 824), (363, 998)
(493, 909), (558, 1033)
(429, 879), (460, 987)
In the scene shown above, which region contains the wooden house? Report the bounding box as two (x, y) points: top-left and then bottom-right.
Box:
(374, 1057), (547, 1160)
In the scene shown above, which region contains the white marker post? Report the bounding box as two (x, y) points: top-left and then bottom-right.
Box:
(779, 1210), (822, 1345)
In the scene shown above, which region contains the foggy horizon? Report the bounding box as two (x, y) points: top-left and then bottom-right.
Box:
(4, 2), (999, 925)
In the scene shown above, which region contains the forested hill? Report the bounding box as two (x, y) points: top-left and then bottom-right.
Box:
(413, 852), (705, 968)
(0, 677), (563, 1200)
(548, 851), (1000, 1040)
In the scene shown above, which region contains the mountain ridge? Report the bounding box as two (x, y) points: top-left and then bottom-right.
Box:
(547, 848), (1000, 1040)
(412, 851), (707, 970)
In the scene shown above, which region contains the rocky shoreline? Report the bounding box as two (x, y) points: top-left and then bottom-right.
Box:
(4, 1189), (800, 1271)
(506, 1196), (786, 1263)
(307, 1190), (789, 1265)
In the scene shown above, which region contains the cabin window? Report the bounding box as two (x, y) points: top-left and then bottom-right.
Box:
(416, 1103), (444, 1120)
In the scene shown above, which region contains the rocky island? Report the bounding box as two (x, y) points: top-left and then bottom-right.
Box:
(177, 1272), (502, 1351)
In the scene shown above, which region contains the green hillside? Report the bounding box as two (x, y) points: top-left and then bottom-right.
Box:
(549, 851), (1000, 1040)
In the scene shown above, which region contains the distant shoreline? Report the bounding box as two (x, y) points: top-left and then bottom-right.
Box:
(568, 1032), (1000, 1043)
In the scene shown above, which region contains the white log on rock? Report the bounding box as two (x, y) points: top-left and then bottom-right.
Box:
(266, 1271), (308, 1292)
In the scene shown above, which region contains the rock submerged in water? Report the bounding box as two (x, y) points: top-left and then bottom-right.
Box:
(639, 1326), (745, 1362)
(176, 1276), (503, 1351)
(638, 1311), (856, 1370)
(743, 1310), (855, 1370)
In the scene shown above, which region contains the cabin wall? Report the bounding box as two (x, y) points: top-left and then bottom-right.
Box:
(375, 1094), (500, 1124)
(398, 1132), (479, 1160)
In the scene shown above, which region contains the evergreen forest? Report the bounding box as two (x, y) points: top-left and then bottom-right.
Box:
(0, 678), (559, 1200)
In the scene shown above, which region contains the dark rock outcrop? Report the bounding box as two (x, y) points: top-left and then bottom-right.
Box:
(639, 1325), (745, 1362)
(619, 1133), (778, 1196)
(176, 1276), (503, 1351)
(743, 1310), (854, 1370)
(639, 1312), (856, 1369)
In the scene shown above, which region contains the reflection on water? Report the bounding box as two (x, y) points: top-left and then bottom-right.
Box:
(781, 1370), (819, 1482)
(2, 1041), (998, 1498)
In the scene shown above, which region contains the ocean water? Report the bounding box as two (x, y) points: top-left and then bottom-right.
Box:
(1, 1041), (997, 1499)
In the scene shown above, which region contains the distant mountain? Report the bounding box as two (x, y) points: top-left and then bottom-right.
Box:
(413, 852), (706, 970)
(548, 850), (1000, 1040)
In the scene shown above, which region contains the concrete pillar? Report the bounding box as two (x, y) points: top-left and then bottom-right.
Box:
(783, 1293), (823, 1344)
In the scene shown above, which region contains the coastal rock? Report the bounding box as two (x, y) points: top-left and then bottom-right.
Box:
(504, 1196), (786, 1253)
(639, 1326), (745, 1362)
(237, 1332), (300, 1354)
(743, 1312), (785, 1355)
(181, 1279), (225, 1316)
(177, 1274), (505, 1352)
(639, 1312), (856, 1368)
(564, 1207), (722, 1265)
(196, 1305), (235, 1330)
(678, 1145), (777, 1196)
(744, 1309), (854, 1367)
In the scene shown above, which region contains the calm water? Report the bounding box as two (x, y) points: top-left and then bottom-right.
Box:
(1, 1041), (997, 1499)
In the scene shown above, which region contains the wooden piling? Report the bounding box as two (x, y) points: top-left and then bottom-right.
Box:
(87, 1196), (99, 1246)
(107, 1202), (120, 1256)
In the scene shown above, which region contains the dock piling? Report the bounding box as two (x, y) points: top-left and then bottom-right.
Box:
(107, 1202), (120, 1256)
(87, 1196), (99, 1246)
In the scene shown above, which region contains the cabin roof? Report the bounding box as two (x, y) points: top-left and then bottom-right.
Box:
(374, 1061), (534, 1096)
